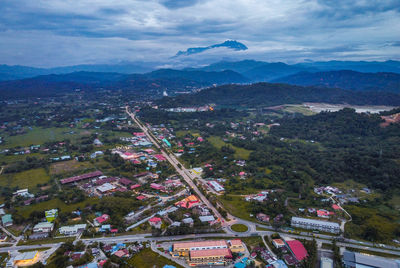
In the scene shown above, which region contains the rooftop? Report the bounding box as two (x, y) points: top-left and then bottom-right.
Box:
(190, 248), (232, 258)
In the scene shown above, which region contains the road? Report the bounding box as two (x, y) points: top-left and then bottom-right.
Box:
(126, 108), (227, 229)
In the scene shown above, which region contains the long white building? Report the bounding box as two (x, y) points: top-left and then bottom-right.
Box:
(291, 216), (340, 234)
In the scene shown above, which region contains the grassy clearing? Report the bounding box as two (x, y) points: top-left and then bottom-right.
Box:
(19, 247), (51, 252)
(240, 236), (264, 250)
(231, 224), (248, 232)
(17, 198), (100, 218)
(50, 160), (95, 175)
(0, 127), (92, 149)
(216, 195), (253, 221)
(17, 237), (74, 246)
(282, 105), (316, 116)
(0, 168), (50, 190)
(127, 248), (183, 268)
(208, 136), (252, 160)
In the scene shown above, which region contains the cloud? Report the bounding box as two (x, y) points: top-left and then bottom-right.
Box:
(0, 0), (399, 67)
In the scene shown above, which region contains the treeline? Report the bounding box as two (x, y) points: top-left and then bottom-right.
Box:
(158, 82), (400, 108)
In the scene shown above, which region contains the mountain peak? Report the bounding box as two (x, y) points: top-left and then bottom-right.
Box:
(174, 40), (248, 57)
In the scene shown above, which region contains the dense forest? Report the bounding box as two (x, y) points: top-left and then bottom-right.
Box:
(159, 82), (400, 108)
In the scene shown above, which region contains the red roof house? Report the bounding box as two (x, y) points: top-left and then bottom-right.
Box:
(332, 204), (340, 210)
(94, 214), (109, 226)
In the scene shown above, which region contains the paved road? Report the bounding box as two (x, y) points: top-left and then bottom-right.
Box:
(126, 108), (227, 229)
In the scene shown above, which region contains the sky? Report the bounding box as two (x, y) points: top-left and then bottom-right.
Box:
(0, 0), (399, 67)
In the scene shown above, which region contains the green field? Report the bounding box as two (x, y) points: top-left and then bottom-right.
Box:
(208, 136), (252, 160)
(282, 105), (316, 116)
(127, 248), (183, 268)
(231, 224), (249, 232)
(0, 127), (92, 149)
(0, 168), (50, 190)
(217, 195), (253, 221)
(17, 237), (74, 246)
(17, 198), (100, 218)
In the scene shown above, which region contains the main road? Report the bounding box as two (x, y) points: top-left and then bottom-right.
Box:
(126, 107), (227, 229)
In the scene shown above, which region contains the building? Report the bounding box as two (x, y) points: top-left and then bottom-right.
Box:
(29, 232), (49, 240)
(148, 217), (162, 228)
(320, 257), (333, 268)
(199, 215), (215, 223)
(13, 189), (34, 198)
(171, 240), (229, 257)
(1, 214), (13, 226)
(189, 248), (232, 266)
(256, 213), (270, 223)
(208, 181), (225, 193)
(59, 224), (87, 235)
(60, 170), (103, 184)
(94, 214), (110, 226)
(272, 239), (286, 248)
(228, 239), (245, 253)
(291, 217), (340, 234)
(13, 251), (39, 266)
(97, 183), (116, 194)
(33, 222), (54, 233)
(342, 251), (400, 268)
(45, 209), (58, 222)
(286, 240), (308, 262)
(175, 195), (200, 209)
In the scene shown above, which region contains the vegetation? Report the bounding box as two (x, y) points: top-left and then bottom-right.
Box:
(127, 248), (183, 268)
(230, 224), (249, 232)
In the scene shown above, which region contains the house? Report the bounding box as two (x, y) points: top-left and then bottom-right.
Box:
(119, 178), (133, 186)
(182, 218), (194, 225)
(175, 195), (199, 209)
(272, 239), (286, 248)
(59, 224), (87, 235)
(96, 183), (116, 194)
(150, 183), (166, 192)
(93, 138), (103, 146)
(317, 209), (334, 218)
(256, 213), (270, 223)
(13, 189), (34, 198)
(228, 239), (245, 253)
(208, 181), (225, 193)
(136, 195), (147, 201)
(113, 249), (129, 258)
(148, 217), (162, 228)
(94, 214), (110, 226)
(33, 222), (54, 233)
(199, 215), (215, 223)
(45, 209), (58, 222)
(1, 214), (13, 226)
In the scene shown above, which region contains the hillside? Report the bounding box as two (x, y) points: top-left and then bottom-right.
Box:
(273, 70), (400, 93)
(159, 82), (400, 107)
(0, 69), (248, 99)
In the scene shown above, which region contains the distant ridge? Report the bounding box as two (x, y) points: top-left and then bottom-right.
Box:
(174, 40), (248, 57)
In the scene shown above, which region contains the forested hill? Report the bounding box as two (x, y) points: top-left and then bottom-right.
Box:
(159, 82), (400, 107)
(267, 108), (400, 191)
(273, 70), (400, 93)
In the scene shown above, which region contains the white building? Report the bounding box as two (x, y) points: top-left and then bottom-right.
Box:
(33, 222), (54, 233)
(208, 181), (225, 193)
(291, 217), (340, 234)
(59, 224), (87, 235)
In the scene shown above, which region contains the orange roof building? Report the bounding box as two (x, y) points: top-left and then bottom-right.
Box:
(175, 195), (200, 209)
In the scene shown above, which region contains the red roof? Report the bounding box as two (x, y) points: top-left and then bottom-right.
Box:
(111, 229), (118, 233)
(136, 195), (146, 200)
(153, 154), (166, 161)
(119, 178), (133, 186)
(332, 204), (340, 210)
(286, 240), (308, 261)
(149, 217), (161, 223)
(61, 171), (103, 184)
(95, 214), (109, 224)
(130, 184), (141, 189)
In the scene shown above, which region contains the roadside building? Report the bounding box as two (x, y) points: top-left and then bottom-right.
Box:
(208, 181), (225, 193)
(59, 224), (87, 235)
(342, 251), (399, 268)
(285, 240), (308, 262)
(13, 251), (39, 266)
(1, 214), (13, 226)
(148, 217), (162, 228)
(94, 214), (110, 226)
(291, 217), (340, 234)
(320, 257), (333, 268)
(189, 248), (232, 266)
(272, 239), (286, 248)
(228, 239), (245, 253)
(171, 240), (228, 257)
(33, 222), (54, 233)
